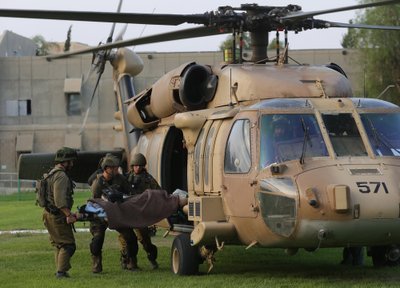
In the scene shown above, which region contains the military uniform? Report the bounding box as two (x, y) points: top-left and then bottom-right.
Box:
(127, 155), (161, 269)
(43, 147), (77, 278)
(90, 167), (139, 272)
(128, 171), (160, 195)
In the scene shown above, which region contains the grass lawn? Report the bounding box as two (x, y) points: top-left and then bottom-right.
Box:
(1, 191), (400, 287)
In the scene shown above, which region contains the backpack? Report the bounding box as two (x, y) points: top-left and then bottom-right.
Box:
(35, 169), (58, 208)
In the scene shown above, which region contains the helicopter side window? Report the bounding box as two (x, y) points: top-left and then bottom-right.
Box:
(322, 113), (367, 157)
(260, 114), (327, 167)
(204, 126), (215, 186)
(360, 113), (400, 156)
(194, 128), (205, 185)
(224, 119), (251, 173)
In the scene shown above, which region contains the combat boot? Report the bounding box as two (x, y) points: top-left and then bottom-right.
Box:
(92, 255), (103, 273)
(150, 259), (159, 270)
(126, 257), (141, 271)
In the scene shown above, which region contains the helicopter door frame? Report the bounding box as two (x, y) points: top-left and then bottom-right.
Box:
(222, 115), (258, 218)
(146, 128), (167, 182)
(160, 126), (188, 193)
(203, 120), (223, 193)
(193, 120), (213, 195)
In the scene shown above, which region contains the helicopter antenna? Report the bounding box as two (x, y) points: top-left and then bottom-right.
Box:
(229, 68), (239, 106)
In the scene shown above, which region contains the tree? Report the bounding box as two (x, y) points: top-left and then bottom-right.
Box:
(219, 32), (285, 51)
(219, 32), (251, 51)
(341, 1), (400, 103)
(219, 32), (285, 62)
(32, 35), (50, 56)
(64, 25), (72, 52)
(267, 37), (285, 50)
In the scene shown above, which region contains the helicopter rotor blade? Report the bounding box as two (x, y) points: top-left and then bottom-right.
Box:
(323, 21), (400, 31)
(280, 0), (400, 21)
(79, 68), (103, 135)
(107, 0), (124, 43)
(115, 24), (128, 42)
(46, 26), (225, 60)
(0, 9), (208, 26)
(80, 1), (124, 135)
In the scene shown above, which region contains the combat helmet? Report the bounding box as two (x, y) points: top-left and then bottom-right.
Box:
(101, 155), (120, 170)
(131, 153), (147, 166)
(55, 147), (78, 163)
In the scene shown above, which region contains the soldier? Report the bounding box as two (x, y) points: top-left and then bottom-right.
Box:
(127, 153), (160, 270)
(341, 247), (364, 266)
(90, 155), (140, 272)
(42, 147), (78, 279)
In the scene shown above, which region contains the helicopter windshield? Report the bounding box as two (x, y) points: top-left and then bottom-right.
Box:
(322, 113), (367, 157)
(260, 114), (327, 167)
(360, 113), (400, 156)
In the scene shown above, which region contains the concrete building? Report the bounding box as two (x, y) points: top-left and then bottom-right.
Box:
(0, 48), (362, 187)
(0, 30), (37, 57)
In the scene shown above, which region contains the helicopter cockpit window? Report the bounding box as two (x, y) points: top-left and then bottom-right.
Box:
(260, 114), (327, 167)
(224, 119), (251, 173)
(360, 113), (400, 156)
(322, 113), (367, 157)
(351, 98), (399, 109)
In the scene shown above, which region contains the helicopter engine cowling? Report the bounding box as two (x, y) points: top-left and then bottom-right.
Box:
(126, 62), (217, 129)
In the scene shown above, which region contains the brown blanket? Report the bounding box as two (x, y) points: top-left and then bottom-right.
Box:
(92, 189), (179, 229)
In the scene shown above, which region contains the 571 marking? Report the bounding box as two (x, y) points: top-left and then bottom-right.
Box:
(356, 181), (389, 194)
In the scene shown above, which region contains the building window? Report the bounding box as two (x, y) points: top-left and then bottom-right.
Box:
(6, 100), (31, 116)
(64, 78), (82, 116)
(66, 93), (81, 116)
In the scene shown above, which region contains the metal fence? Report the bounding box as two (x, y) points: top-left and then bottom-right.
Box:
(0, 172), (89, 195)
(0, 172), (35, 195)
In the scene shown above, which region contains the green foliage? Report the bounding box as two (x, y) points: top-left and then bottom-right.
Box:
(0, 190), (91, 230)
(2, 192), (400, 287)
(219, 32), (251, 51)
(267, 37), (284, 50)
(64, 25), (72, 52)
(31, 35), (50, 56)
(219, 32), (285, 51)
(341, 21), (363, 48)
(1, 232), (400, 287)
(341, 1), (400, 103)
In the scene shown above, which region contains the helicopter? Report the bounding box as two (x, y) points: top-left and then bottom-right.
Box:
(2, 0), (400, 275)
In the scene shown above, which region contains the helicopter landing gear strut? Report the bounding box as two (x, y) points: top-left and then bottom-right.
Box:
(170, 234), (223, 275)
(171, 233), (201, 275)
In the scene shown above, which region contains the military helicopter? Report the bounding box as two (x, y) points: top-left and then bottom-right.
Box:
(2, 0), (400, 275)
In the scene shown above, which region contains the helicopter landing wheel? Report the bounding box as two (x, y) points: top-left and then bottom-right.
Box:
(370, 245), (400, 267)
(171, 233), (200, 275)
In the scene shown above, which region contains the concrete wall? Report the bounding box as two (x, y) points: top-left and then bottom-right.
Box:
(0, 49), (362, 174)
